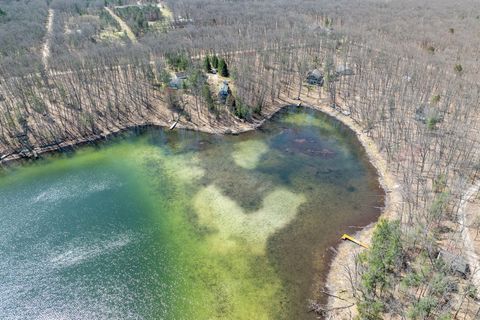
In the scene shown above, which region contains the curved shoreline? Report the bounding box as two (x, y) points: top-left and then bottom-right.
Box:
(300, 101), (401, 318)
(0, 99), (398, 318)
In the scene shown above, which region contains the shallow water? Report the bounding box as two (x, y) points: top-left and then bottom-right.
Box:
(0, 107), (383, 319)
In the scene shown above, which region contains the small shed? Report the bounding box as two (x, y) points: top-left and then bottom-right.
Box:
(306, 69), (324, 86)
(437, 250), (470, 278)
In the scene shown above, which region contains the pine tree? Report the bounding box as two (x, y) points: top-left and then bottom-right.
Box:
(178, 55), (189, 71)
(202, 84), (214, 110)
(218, 58), (229, 77)
(204, 56), (212, 73)
(226, 94), (236, 109)
(211, 55), (219, 69)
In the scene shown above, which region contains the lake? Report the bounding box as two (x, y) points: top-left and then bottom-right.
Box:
(0, 107), (383, 319)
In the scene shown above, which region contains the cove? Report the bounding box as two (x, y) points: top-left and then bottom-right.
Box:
(0, 107), (383, 319)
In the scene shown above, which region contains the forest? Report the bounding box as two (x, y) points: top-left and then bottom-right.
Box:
(1, 0), (480, 318)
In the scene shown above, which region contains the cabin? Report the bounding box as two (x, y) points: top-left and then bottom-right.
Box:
(306, 69), (324, 86)
(437, 250), (470, 278)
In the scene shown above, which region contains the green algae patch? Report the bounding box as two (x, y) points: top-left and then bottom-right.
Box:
(193, 184), (306, 254)
(282, 111), (340, 135)
(282, 112), (325, 127)
(231, 140), (269, 169)
(0, 143), (140, 188)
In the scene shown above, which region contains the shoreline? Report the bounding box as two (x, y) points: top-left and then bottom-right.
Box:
(0, 98), (399, 317)
(298, 99), (401, 318)
(0, 117), (259, 167)
(0, 99), (301, 166)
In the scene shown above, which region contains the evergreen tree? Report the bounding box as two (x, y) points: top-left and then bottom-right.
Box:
(204, 55), (212, 73)
(226, 93), (236, 108)
(218, 58), (229, 77)
(202, 84), (214, 110)
(211, 55), (219, 69)
(178, 54), (189, 71)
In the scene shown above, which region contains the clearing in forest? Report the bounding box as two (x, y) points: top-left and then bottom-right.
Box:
(104, 6), (137, 43)
(158, 3), (173, 22)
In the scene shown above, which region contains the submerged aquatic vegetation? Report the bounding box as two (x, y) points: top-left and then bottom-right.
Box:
(231, 140), (269, 169)
(194, 184), (306, 253)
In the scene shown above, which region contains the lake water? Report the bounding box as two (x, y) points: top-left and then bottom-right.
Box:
(0, 107), (383, 319)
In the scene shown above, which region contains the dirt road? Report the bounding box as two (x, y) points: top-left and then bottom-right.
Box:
(42, 9), (54, 69)
(104, 7), (137, 43)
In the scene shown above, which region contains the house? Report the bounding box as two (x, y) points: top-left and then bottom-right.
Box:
(218, 81), (230, 102)
(219, 81), (229, 96)
(306, 69), (324, 86)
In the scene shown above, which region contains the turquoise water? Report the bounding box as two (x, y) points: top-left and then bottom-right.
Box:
(0, 107), (383, 319)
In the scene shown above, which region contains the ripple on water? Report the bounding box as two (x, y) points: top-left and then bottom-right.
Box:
(31, 172), (121, 204)
(49, 233), (133, 268)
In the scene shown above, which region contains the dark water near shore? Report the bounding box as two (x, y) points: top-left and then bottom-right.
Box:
(0, 107), (383, 319)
